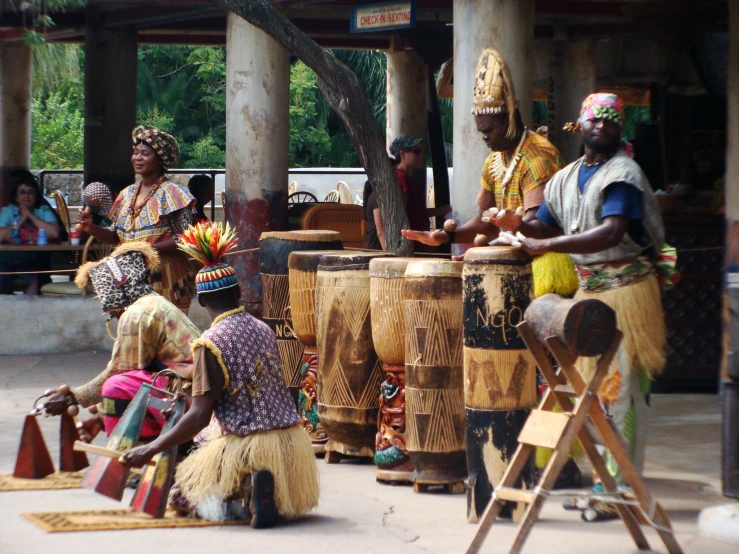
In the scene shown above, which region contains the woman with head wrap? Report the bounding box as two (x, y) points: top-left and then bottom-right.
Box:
(75, 126), (197, 312)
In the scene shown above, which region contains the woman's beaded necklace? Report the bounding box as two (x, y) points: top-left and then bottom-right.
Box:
(126, 174), (166, 231)
(490, 128), (528, 209)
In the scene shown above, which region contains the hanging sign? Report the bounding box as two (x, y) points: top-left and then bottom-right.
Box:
(350, 1), (417, 34)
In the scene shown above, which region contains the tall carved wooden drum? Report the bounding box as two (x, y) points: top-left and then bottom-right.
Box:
(259, 231), (343, 404)
(403, 260), (466, 493)
(462, 246), (537, 522)
(316, 251), (392, 462)
(288, 249), (346, 454)
(369, 257), (415, 483)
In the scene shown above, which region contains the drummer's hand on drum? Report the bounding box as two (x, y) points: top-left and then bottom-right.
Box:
(486, 207), (524, 233)
(520, 237), (553, 256)
(401, 229), (448, 246)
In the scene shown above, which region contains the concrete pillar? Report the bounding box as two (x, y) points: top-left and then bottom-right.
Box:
(452, 0), (535, 241)
(0, 43), (32, 206)
(386, 49), (428, 186)
(724, 0), (739, 381)
(225, 13), (290, 310)
(552, 40), (596, 163)
(83, 9), (138, 194)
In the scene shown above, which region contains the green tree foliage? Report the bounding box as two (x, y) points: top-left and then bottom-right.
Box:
(30, 43), (455, 170)
(289, 62), (331, 167)
(183, 134), (226, 169)
(31, 91), (84, 169)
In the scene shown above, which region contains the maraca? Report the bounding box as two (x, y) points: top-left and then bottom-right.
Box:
(443, 219), (457, 233)
(474, 234), (490, 247)
(75, 182), (113, 233)
(74, 206), (90, 233)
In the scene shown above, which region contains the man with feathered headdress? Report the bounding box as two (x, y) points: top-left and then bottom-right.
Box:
(514, 92), (678, 520)
(120, 222), (319, 528)
(40, 242), (200, 443)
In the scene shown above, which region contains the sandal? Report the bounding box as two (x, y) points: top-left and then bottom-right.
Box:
(249, 470), (280, 529)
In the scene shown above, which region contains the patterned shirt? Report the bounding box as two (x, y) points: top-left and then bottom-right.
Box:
(192, 307), (300, 437)
(108, 181), (194, 243)
(481, 131), (563, 211)
(73, 293), (201, 407)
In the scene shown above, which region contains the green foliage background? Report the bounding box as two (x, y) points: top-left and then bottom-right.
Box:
(30, 44), (651, 171)
(31, 44), (414, 170)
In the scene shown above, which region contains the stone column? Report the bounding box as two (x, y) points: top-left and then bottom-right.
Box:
(452, 0), (535, 248)
(724, 0), (739, 381)
(225, 13), (290, 311)
(386, 49), (428, 186)
(0, 43), (32, 206)
(84, 9), (138, 194)
(553, 39), (595, 163)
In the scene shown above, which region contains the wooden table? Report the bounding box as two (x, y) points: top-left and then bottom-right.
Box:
(0, 241), (89, 252)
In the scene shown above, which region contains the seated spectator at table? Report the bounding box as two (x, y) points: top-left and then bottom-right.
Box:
(0, 171), (63, 295)
(188, 175), (213, 226)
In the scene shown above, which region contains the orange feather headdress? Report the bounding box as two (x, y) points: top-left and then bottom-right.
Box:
(178, 222), (239, 293)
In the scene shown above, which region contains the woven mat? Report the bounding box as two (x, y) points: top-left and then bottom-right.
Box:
(23, 509), (248, 533)
(0, 471), (84, 492)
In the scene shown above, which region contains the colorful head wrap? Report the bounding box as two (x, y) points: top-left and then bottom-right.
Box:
(76, 242), (159, 313)
(132, 125), (180, 169)
(471, 49), (521, 140)
(82, 182), (113, 217)
(578, 93), (624, 127)
(178, 222), (239, 294)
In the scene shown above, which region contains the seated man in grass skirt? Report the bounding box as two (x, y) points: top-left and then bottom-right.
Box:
(120, 222), (319, 528)
(42, 242), (200, 443)
(498, 93), (678, 521)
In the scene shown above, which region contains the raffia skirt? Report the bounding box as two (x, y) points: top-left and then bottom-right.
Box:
(174, 423), (320, 519)
(574, 274), (666, 381)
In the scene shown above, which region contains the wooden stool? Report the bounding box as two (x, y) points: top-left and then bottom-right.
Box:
(466, 319), (683, 554)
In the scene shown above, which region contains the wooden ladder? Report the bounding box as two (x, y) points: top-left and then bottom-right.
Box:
(466, 321), (684, 554)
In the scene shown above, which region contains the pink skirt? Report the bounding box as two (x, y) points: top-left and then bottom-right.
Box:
(101, 369), (170, 440)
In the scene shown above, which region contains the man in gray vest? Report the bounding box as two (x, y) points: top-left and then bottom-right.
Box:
(499, 93), (677, 521)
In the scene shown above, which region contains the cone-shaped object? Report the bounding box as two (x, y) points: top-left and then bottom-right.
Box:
(13, 415), (55, 479)
(130, 396), (187, 518)
(59, 413), (89, 473)
(81, 386), (151, 501)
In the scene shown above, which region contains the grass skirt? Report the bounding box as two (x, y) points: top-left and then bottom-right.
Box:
(532, 252), (579, 298)
(574, 275), (666, 379)
(174, 424), (319, 519)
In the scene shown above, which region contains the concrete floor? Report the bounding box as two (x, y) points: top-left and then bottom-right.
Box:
(0, 352), (733, 554)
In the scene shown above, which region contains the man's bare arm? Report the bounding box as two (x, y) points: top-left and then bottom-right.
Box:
(521, 216), (628, 256)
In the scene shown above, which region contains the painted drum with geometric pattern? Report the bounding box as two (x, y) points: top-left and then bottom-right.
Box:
(316, 252), (392, 459)
(462, 246), (536, 522)
(370, 257), (416, 483)
(288, 249), (347, 455)
(259, 231), (342, 405)
(403, 260), (467, 486)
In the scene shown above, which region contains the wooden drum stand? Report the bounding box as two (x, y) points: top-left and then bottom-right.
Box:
(467, 296), (683, 554)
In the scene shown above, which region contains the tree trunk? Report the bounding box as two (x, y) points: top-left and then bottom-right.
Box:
(216, 0), (413, 255)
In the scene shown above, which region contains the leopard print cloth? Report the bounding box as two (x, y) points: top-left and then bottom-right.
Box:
(88, 250), (154, 312)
